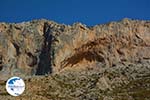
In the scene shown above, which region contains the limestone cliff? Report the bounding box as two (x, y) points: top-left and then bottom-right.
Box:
(0, 18), (149, 78)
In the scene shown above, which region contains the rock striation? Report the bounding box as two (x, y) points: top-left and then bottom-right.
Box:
(0, 18), (150, 78)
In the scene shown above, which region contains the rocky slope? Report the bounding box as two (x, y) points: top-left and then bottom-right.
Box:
(0, 18), (150, 99)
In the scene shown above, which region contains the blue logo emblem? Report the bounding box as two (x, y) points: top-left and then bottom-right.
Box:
(6, 76), (25, 96)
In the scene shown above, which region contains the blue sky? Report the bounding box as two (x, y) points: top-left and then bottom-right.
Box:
(0, 0), (149, 25)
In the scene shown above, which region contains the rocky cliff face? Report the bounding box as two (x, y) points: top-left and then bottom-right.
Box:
(0, 18), (150, 78)
(0, 18), (150, 99)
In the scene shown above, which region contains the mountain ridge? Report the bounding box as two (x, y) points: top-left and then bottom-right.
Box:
(0, 18), (150, 77)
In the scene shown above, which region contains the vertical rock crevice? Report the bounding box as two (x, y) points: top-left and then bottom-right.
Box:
(36, 22), (53, 75)
(12, 42), (20, 56)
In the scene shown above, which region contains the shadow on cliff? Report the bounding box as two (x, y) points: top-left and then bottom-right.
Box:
(61, 38), (108, 68)
(36, 23), (53, 75)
